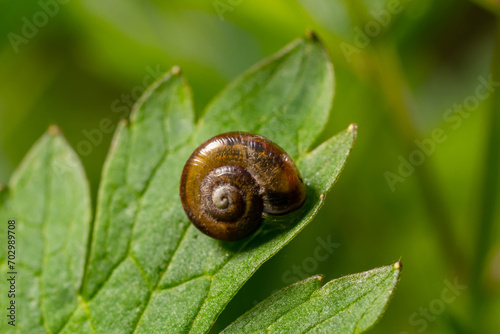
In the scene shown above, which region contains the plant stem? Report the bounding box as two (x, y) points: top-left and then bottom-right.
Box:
(347, 0), (466, 275)
(471, 19), (500, 317)
(369, 42), (467, 275)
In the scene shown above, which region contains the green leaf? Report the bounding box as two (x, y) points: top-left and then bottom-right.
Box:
(1, 34), (374, 334)
(195, 32), (334, 158)
(75, 33), (353, 334)
(0, 127), (91, 334)
(222, 262), (402, 333)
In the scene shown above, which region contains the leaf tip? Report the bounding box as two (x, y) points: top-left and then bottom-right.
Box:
(348, 123), (357, 136)
(48, 124), (61, 136)
(171, 65), (182, 76)
(305, 29), (319, 41)
(393, 261), (402, 271)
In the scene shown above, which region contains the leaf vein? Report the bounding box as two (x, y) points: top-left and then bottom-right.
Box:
(302, 270), (392, 333)
(131, 221), (192, 333)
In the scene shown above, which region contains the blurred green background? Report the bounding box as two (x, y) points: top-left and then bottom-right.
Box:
(1, 0), (499, 333)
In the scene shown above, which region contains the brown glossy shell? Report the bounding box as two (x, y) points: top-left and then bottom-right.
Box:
(180, 132), (306, 241)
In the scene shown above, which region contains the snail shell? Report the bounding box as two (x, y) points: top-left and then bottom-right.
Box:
(180, 132), (306, 241)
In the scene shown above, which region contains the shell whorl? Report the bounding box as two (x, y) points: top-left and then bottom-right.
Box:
(180, 132), (306, 241)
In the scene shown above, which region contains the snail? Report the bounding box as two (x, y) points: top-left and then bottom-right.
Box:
(180, 132), (306, 241)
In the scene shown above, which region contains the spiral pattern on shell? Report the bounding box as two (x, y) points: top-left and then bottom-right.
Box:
(180, 132), (306, 241)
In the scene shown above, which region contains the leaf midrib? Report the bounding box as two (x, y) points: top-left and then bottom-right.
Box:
(302, 270), (392, 334)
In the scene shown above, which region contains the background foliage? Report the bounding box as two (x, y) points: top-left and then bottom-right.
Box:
(0, 0), (499, 333)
